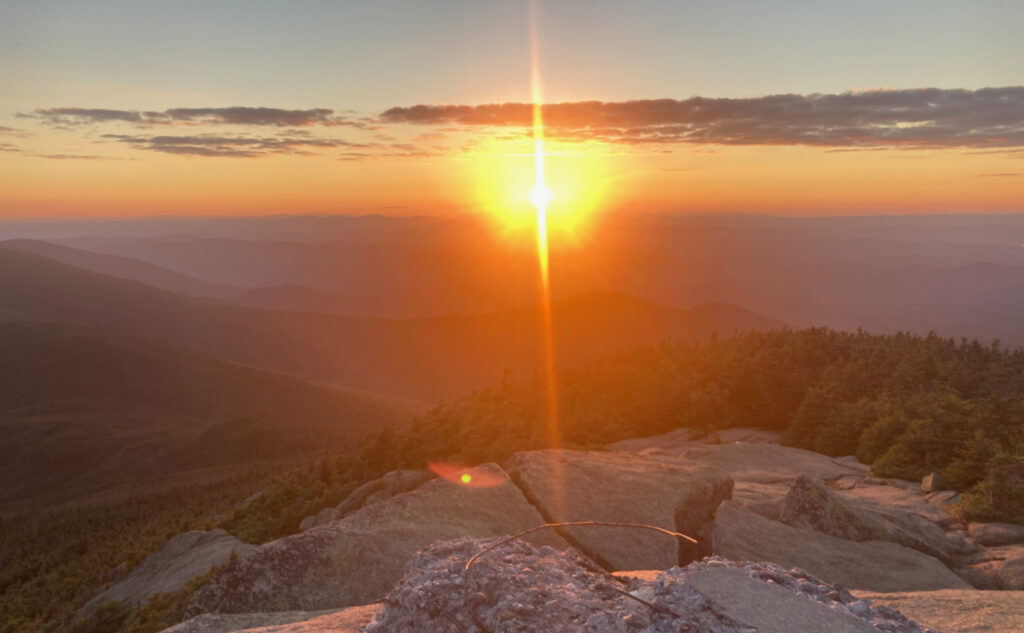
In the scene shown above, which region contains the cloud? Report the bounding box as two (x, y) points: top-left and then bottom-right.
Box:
(977, 172), (1021, 177)
(34, 153), (123, 160)
(380, 87), (1024, 149)
(103, 133), (366, 157)
(27, 107), (362, 128)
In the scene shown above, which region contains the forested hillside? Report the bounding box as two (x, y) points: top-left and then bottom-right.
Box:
(229, 328), (1024, 543)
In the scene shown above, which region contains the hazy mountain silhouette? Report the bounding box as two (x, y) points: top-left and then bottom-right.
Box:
(0, 321), (407, 508)
(43, 214), (1024, 347)
(0, 238), (243, 298)
(0, 248), (779, 402)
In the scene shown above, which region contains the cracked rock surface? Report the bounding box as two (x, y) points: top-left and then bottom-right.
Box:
(366, 538), (934, 633)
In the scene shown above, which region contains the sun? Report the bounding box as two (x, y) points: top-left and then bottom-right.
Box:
(530, 183), (552, 209)
(466, 144), (611, 242)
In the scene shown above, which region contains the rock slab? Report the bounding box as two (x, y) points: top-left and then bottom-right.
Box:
(713, 501), (970, 592)
(506, 449), (733, 570)
(855, 590), (1024, 633)
(968, 522), (1024, 547)
(187, 463), (566, 615)
(87, 529), (254, 610)
(367, 538), (933, 633)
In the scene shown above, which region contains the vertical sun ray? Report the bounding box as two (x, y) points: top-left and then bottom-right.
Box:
(528, 0), (565, 515)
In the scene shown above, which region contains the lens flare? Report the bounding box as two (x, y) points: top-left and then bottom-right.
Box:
(527, 0), (565, 518)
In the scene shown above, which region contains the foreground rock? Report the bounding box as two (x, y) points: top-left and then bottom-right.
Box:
(713, 501), (970, 592)
(161, 608), (366, 633)
(854, 589), (1024, 633)
(367, 538), (933, 633)
(186, 464), (566, 615)
(781, 475), (955, 564)
(298, 469), (433, 532)
(968, 522), (1024, 547)
(506, 449), (733, 570)
(655, 441), (869, 484)
(336, 469), (432, 516)
(86, 529), (254, 610)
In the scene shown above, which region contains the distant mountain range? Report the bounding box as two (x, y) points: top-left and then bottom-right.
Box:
(20, 213), (1024, 345)
(0, 246), (776, 403)
(0, 321), (406, 508)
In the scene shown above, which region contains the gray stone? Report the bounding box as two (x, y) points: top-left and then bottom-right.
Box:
(299, 507), (341, 532)
(608, 427), (780, 452)
(781, 475), (891, 542)
(732, 481), (789, 521)
(967, 521), (1024, 547)
(159, 608), (361, 633)
(672, 442), (867, 484)
(85, 529), (254, 611)
(999, 549), (1024, 589)
(854, 589), (1024, 633)
(367, 538), (932, 633)
(837, 481), (963, 557)
(713, 501), (970, 592)
(505, 449), (733, 570)
(781, 475), (954, 564)
(924, 489), (960, 513)
(335, 469), (431, 516)
(683, 567), (878, 633)
(921, 472), (948, 493)
(186, 463), (566, 615)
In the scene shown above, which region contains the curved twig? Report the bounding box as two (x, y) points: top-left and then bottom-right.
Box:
(464, 521), (698, 570)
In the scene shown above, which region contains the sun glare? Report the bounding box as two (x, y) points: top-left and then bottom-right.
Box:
(530, 183), (552, 209)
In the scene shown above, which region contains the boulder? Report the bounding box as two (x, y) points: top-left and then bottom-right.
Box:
(854, 589), (1024, 633)
(924, 489), (960, 513)
(672, 442), (867, 484)
(608, 426), (780, 452)
(731, 480), (789, 521)
(505, 449), (733, 570)
(713, 501), (970, 592)
(998, 549), (1024, 589)
(837, 481), (965, 556)
(921, 472), (948, 493)
(299, 507), (341, 532)
(186, 463), (566, 615)
(967, 521), (1024, 547)
(85, 529), (254, 611)
(681, 567), (879, 633)
(960, 544), (1024, 589)
(367, 538), (932, 633)
(335, 469), (431, 516)
(782, 475), (956, 563)
(781, 475), (890, 542)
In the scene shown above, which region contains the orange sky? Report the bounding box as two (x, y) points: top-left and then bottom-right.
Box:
(1, 2), (1022, 220)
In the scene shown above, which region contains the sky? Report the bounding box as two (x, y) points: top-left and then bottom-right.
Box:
(1, 0), (1023, 220)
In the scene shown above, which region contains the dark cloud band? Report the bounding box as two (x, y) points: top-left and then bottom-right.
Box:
(28, 107), (359, 128)
(380, 87), (1024, 148)
(102, 133), (367, 157)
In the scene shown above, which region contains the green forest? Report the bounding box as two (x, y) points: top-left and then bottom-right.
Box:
(3, 328), (1024, 632)
(229, 328), (1024, 545)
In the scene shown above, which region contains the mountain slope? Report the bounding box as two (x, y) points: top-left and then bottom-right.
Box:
(0, 321), (406, 507)
(0, 248), (782, 402)
(0, 238), (241, 298)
